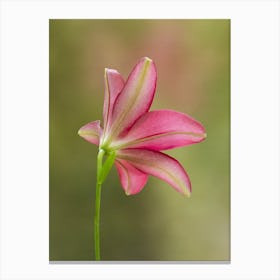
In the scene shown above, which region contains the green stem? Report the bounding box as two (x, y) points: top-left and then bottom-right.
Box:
(94, 148), (115, 260)
(94, 149), (104, 260)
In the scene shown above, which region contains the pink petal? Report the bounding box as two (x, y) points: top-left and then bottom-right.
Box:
(104, 57), (157, 143)
(115, 159), (148, 195)
(103, 69), (125, 135)
(117, 149), (191, 196)
(78, 120), (102, 145)
(112, 110), (206, 151)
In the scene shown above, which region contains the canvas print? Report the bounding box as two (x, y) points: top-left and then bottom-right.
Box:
(49, 19), (230, 261)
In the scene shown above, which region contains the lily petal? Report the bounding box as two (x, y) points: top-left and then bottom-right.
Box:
(103, 69), (125, 135)
(115, 159), (148, 195)
(104, 57), (157, 144)
(78, 120), (102, 145)
(117, 149), (191, 196)
(112, 110), (206, 151)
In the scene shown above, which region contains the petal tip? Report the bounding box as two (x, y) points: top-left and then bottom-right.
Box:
(143, 57), (154, 68)
(125, 188), (139, 196)
(182, 182), (191, 197)
(125, 190), (132, 196)
(183, 190), (191, 198)
(105, 68), (118, 74)
(139, 57), (154, 69)
(199, 132), (207, 143)
(143, 56), (152, 62)
(77, 128), (83, 137)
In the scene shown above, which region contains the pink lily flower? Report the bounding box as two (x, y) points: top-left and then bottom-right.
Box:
(78, 57), (206, 196)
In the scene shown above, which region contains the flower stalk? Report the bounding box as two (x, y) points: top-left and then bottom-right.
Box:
(94, 149), (116, 260)
(94, 149), (104, 260)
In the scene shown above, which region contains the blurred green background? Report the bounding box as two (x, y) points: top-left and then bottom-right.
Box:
(49, 20), (230, 261)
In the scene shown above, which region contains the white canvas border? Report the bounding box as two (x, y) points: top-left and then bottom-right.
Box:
(0, 0), (279, 279)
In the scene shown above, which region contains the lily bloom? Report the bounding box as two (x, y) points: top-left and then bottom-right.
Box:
(78, 57), (206, 196)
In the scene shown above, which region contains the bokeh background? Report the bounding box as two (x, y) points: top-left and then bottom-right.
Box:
(49, 20), (230, 261)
